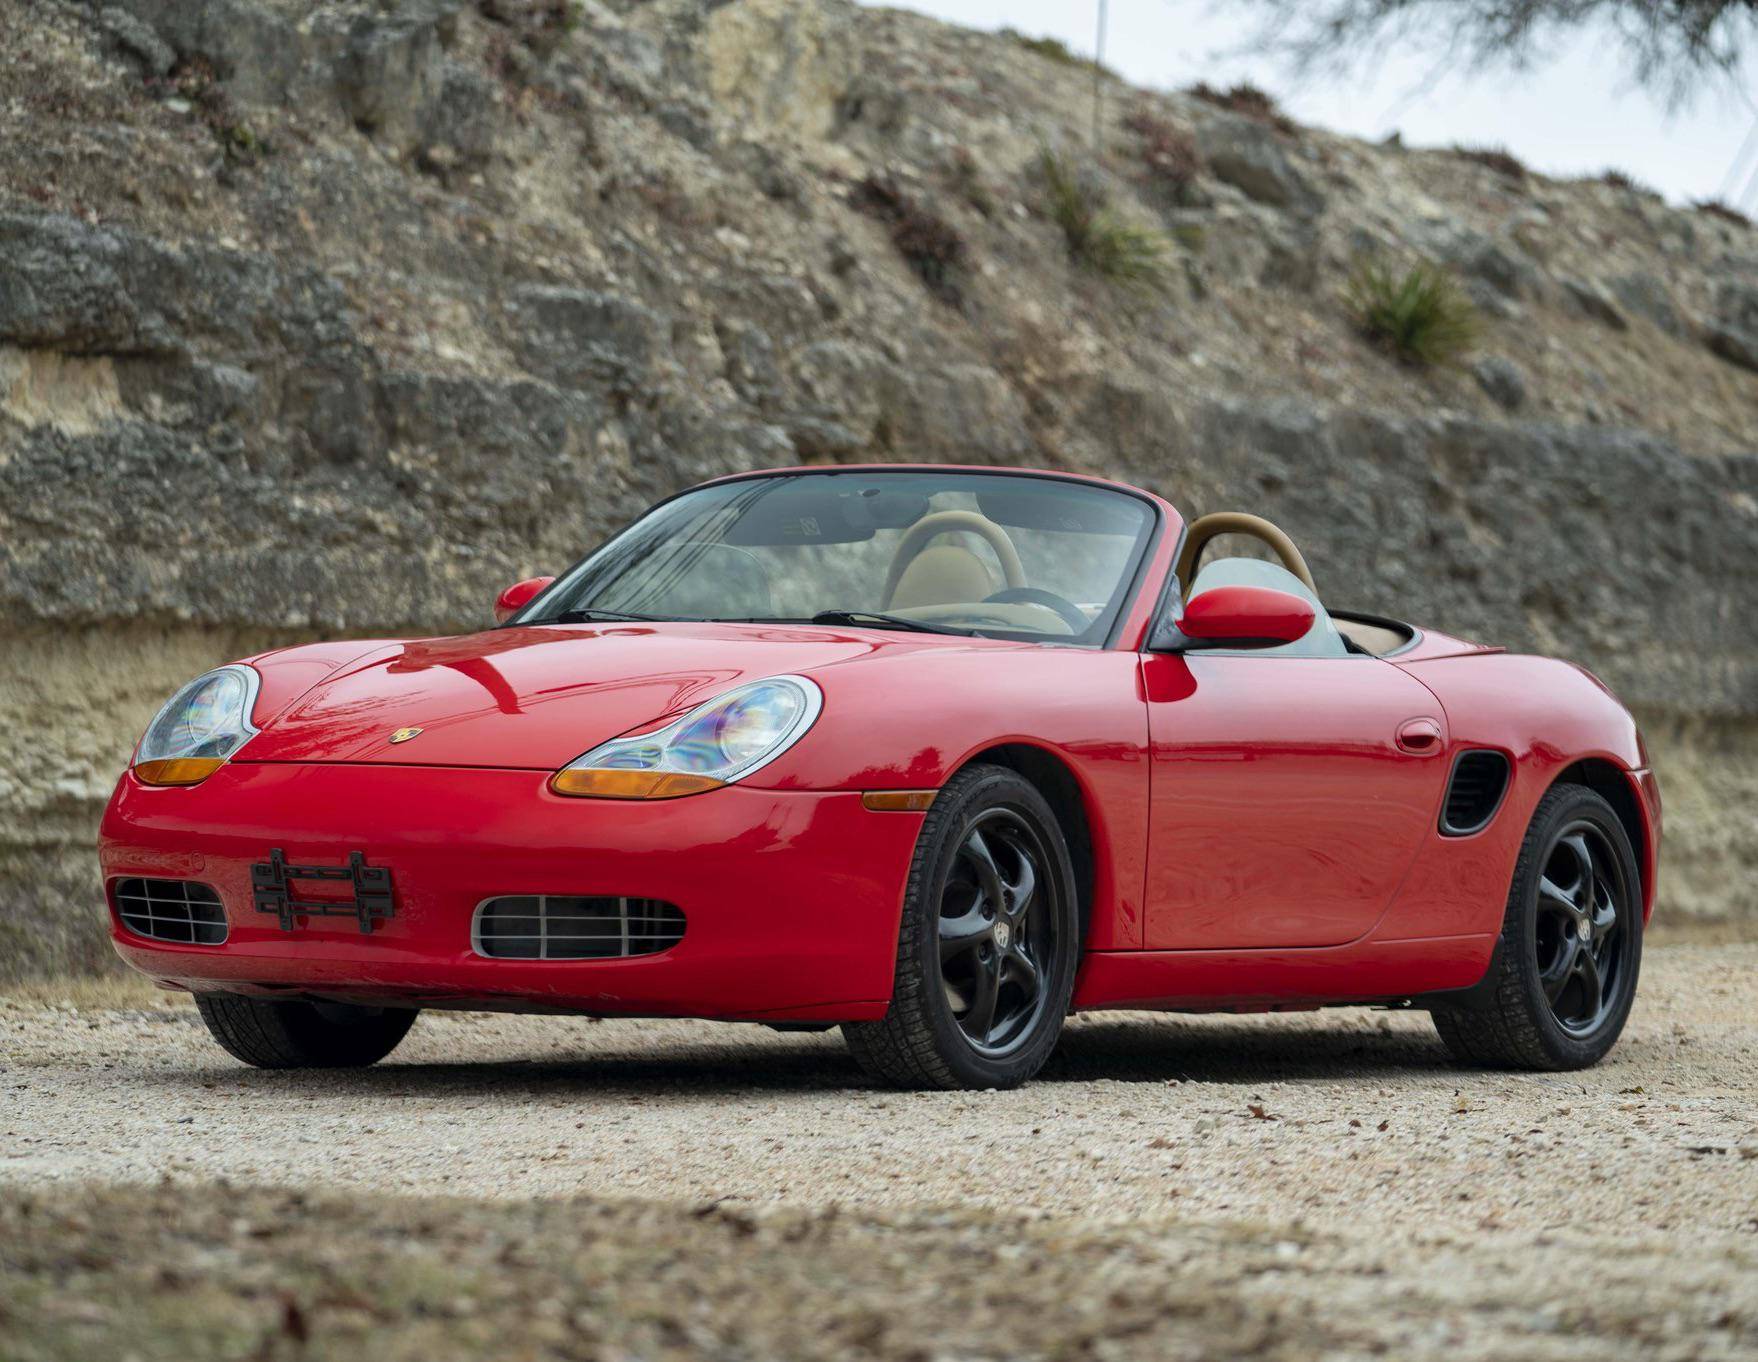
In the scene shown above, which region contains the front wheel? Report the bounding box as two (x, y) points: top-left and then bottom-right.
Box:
(844, 764), (1080, 1090)
(196, 993), (419, 1069)
(1431, 783), (1643, 1070)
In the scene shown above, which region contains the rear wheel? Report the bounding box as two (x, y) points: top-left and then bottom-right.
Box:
(843, 764), (1080, 1090)
(195, 994), (419, 1069)
(1431, 783), (1642, 1070)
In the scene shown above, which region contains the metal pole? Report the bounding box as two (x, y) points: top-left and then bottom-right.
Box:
(1092, 0), (1108, 152)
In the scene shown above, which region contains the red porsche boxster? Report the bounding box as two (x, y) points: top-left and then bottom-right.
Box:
(101, 466), (1660, 1088)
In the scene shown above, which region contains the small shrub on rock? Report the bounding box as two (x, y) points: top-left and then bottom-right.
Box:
(1122, 109), (1203, 197)
(1346, 258), (1481, 367)
(1599, 168), (1657, 196)
(1189, 82), (1297, 136)
(1452, 145), (1528, 183)
(1038, 147), (1170, 292)
(1694, 199), (1753, 229)
(852, 174), (968, 304)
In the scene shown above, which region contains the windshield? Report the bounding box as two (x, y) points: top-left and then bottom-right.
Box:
(517, 471), (1158, 645)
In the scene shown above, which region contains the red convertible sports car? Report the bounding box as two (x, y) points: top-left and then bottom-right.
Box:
(101, 466), (1660, 1089)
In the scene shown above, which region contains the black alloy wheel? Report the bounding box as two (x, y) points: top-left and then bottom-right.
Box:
(844, 764), (1080, 1089)
(1432, 783), (1643, 1070)
(937, 810), (1059, 1056)
(1533, 821), (1630, 1037)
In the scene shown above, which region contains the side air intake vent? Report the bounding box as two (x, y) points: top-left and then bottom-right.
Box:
(114, 878), (229, 945)
(473, 896), (686, 960)
(1441, 750), (1511, 836)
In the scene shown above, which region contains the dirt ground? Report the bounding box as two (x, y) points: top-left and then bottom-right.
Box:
(4, 942), (1757, 1360)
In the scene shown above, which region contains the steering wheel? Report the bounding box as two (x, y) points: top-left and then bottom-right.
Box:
(1175, 512), (1319, 596)
(881, 510), (1027, 608)
(982, 587), (1089, 634)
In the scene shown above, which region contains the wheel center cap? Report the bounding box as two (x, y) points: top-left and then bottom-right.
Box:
(992, 921), (1012, 950)
(1577, 917), (1592, 941)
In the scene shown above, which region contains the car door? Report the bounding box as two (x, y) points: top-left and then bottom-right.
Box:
(1140, 646), (1450, 950)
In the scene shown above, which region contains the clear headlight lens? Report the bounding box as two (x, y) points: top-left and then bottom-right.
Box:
(134, 665), (261, 786)
(551, 675), (823, 799)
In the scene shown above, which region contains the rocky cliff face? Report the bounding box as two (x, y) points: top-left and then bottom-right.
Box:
(3, 0), (1755, 977)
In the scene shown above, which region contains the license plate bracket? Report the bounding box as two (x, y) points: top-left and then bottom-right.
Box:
(251, 849), (394, 934)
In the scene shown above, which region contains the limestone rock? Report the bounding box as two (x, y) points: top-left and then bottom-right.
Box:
(1196, 116), (1325, 217)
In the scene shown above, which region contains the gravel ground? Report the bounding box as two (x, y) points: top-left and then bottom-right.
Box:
(5, 942), (1758, 1360)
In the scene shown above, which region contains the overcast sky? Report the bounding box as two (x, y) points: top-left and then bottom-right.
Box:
(863, 0), (1758, 205)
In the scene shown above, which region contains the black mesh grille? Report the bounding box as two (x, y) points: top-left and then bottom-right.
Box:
(114, 878), (228, 945)
(1442, 751), (1511, 836)
(473, 896), (686, 960)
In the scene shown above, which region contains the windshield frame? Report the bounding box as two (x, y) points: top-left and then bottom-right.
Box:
(508, 467), (1168, 649)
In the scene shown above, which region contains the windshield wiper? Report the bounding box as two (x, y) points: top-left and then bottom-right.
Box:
(545, 607), (678, 624)
(806, 610), (982, 637)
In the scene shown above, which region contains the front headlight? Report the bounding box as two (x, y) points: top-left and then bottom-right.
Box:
(134, 665), (261, 786)
(551, 675), (823, 799)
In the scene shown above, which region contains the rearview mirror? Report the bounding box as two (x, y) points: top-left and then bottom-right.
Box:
(1151, 586), (1316, 652)
(494, 576), (555, 624)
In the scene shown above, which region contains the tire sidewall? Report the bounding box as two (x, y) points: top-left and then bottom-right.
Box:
(1512, 789), (1644, 1066)
(908, 768), (1080, 1088)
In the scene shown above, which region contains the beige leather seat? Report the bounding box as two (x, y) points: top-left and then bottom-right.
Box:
(886, 543), (996, 609)
(881, 510), (1025, 612)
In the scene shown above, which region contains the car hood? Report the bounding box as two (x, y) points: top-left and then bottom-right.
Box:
(237, 623), (904, 769)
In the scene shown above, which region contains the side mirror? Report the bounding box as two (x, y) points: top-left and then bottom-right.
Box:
(1150, 586), (1316, 652)
(493, 575), (555, 624)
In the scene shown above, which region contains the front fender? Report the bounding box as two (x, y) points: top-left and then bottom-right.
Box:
(741, 645), (1152, 949)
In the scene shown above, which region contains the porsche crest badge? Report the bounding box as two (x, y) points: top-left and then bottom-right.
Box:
(387, 726), (424, 745)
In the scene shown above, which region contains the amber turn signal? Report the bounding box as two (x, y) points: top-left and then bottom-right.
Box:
(134, 757), (225, 787)
(861, 790), (937, 812)
(549, 769), (726, 799)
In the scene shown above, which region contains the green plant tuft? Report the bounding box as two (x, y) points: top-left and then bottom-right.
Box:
(1346, 258), (1481, 368)
(1037, 147), (1170, 292)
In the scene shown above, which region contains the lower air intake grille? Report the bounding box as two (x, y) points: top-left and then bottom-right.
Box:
(1441, 750), (1511, 836)
(114, 878), (228, 945)
(473, 896), (686, 960)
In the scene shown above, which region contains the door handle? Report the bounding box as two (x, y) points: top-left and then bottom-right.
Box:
(1396, 718), (1444, 755)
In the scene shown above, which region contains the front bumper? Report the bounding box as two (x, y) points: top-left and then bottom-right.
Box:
(99, 762), (921, 1021)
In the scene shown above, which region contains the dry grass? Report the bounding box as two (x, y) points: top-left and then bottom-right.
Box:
(1599, 168), (1658, 196)
(1000, 28), (1106, 73)
(1452, 144), (1528, 184)
(1122, 107), (1203, 198)
(0, 1183), (1300, 1362)
(1, 971), (172, 1011)
(1188, 81), (1297, 136)
(1694, 198), (1753, 228)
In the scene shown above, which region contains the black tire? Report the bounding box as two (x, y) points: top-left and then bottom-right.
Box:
(1431, 783), (1643, 1070)
(195, 993), (419, 1069)
(843, 764), (1080, 1090)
